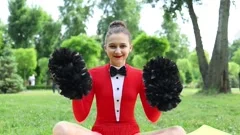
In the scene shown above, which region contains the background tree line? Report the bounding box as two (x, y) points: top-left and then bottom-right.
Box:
(0, 0), (239, 94)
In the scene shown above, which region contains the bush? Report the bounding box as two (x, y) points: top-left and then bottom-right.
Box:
(131, 55), (147, 69)
(0, 74), (25, 93)
(0, 44), (25, 94)
(37, 57), (49, 84)
(133, 33), (170, 60)
(229, 75), (239, 88)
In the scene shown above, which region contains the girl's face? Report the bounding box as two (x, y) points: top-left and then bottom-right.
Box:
(105, 33), (132, 67)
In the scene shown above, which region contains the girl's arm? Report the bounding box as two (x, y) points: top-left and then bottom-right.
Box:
(72, 90), (94, 123)
(139, 74), (161, 123)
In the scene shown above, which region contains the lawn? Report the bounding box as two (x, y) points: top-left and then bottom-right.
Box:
(0, 88), (239, 135)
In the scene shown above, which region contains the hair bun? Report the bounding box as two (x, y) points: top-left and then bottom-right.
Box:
(109, 20), (127, 29)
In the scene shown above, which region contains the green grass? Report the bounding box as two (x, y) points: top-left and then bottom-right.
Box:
(0, 88), (239, 135)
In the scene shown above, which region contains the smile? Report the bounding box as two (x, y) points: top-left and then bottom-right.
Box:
(114, 56), (122, 58)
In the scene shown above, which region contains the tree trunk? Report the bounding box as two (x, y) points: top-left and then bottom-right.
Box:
(207, 0), (231, 93)
(186, 0), (208, 89)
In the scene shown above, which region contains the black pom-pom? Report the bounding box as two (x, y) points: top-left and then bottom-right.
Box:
(143, 56), (183, 111)
(48, 48), (92, 99)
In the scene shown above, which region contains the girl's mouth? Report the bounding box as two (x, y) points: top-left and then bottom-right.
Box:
(114, 56), (122, 58)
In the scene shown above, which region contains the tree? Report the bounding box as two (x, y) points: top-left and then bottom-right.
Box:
(231, 48), (240, 65)
(133, 33), (170, 60)
(37, 57), (49, 85)
(0, 20), (5, 32)
(0, 34), (24, 93)
(61, 34), (103, 68)
(160, 10), (190, 61)
(8, 0), (44, 48)
(176, 58), (192, 73)
(177, 58), (193, 85)
(188, 50), (209, 80)
(59, 0), (93, 40)
(97, 0), (141, 40)
(228, 62), (239, 88)
(207, 0), (231, 92)
(146, 0), (231, 93)
(13, 48), (37, 83)
(131, 54), (147, 69)
(0, 20), (13, 46)
(0, 30), (3, 53)
(185, 71), (193, 84)
(34, 13), (61, 58)
(229, 39), (240, 60)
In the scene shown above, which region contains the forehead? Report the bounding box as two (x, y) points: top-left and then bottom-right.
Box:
(106, 33), (129, 44)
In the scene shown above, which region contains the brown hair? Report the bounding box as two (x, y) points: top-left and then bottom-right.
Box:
(104, 20), (131, 44)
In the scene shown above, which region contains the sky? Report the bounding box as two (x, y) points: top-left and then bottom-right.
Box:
(0, 0), (240, 55)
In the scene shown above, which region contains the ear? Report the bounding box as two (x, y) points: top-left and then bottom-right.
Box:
(129, 44), (133, 52)
(104, 45), (107, 52)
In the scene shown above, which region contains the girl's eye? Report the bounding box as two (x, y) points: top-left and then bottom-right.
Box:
(120, 44), (127, 48)
(109, 45), (116, 49)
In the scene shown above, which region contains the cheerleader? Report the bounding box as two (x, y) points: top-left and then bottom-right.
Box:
(49, 20), (186, 135)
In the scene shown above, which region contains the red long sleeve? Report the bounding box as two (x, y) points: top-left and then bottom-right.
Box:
(72, 86), (94, 123)
(139, 73), (161, 123)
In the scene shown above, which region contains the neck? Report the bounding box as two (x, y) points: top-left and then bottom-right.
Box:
(109, 62), (126, 68)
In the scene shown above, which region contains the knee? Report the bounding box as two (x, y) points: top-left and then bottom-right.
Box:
(52, 121), (69, 135)
(171, 126), (186, 135)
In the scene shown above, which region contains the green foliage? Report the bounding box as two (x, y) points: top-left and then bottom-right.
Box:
(0, 21), (7, 47)
(61, 34), (103, 68)
(0, 21), (13, 47)
(187, 51), (210, 86)
(231, 48), (240, 65)
(145, 0), (201, 18)
(177, 58), (194, 85)
(37, 57), (49, 85)
(8, 0), (45, 48)
(13, 48), (37, 81)
(229, 39), (240, 60)
(34, 14), (61, 58)
(179, 70), (186, 84)
(97, 0), (141, 41)
(229, 75), (239, 88)
(0, 32), (3, 54)
(131, 54), (147, 69)
(185, 70), (193, 84)
(229, 62), (240, 76)
(176, 58), (192, 73)
(0, 44), (24, 93)
(0, 20), (5, 31)
(59, 0), (94, 40)
(161, 11), (190, 61)
(8, 0), (27, 47)
(133, 33), (170, 60)
(188, 51), (210, 67)
(228, 62), (240, 88)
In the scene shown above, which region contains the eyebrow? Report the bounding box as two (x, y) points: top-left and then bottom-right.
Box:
(108, 42), (127, 45)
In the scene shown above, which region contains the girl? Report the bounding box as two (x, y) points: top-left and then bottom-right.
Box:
(51, 20), (186, 135)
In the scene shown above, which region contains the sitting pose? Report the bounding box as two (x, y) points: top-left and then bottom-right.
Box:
(49, 20), (186, 135)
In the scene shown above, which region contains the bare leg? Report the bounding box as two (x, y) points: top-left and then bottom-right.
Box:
(52, 121), (101, 135)
(136, 126), (186, 135)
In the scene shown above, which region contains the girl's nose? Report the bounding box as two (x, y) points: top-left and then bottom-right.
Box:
(115, 47), (121, 53)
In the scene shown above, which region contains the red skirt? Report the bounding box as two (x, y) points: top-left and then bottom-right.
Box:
(92, 123), (140, 135)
